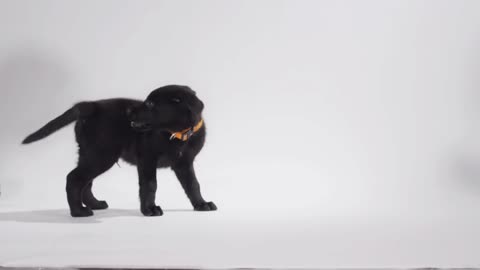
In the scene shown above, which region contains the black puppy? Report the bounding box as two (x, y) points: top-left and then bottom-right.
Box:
(22, 85), (216, 217)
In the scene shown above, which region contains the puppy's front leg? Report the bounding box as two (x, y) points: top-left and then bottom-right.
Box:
(137, 157), (163, 216)
(172, 162), (217, 211)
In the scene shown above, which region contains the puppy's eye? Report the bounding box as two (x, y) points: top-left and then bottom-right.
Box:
(145, 101), (154, 109)
(171, 98), (181, 103)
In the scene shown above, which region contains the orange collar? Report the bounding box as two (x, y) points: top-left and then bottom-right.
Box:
(169, 119), (204, 141)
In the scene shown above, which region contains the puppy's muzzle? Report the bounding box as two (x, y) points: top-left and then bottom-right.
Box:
(130, 121), (152, 131)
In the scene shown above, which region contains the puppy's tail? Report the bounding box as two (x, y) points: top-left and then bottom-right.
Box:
(22, 102), (95, 144)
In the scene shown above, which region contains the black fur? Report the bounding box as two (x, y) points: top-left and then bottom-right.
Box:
(22, 85), (216, 217)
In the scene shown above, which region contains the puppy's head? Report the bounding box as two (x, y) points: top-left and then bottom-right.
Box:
(129, 85), (204, 132)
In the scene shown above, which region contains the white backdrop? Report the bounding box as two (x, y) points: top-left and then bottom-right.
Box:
(0, 0), (480, 268)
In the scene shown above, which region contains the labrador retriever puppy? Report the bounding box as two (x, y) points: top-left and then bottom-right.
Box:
(22, 85), (216, 217)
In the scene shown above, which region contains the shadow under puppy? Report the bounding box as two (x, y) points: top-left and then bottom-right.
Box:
(22, 85), (216, 217)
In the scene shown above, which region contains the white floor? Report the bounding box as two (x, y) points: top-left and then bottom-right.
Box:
(1, 137), (480, 269)
(1, 203), (479, 269)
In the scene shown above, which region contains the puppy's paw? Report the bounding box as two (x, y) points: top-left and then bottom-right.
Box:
(70, 207), (94, 217)
(194, 201), (217, 211)
(141, 205), (164, 216)
(88, 200), (109, 210)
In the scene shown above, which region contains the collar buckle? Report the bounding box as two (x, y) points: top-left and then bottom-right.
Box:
(170, 129), (194, 141)
(169, 119), (204, 141)
(182, 129), (194, 140)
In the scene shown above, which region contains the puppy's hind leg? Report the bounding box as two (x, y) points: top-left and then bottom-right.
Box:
(66, 166), (96, 217)
(83, 182), (109, 210)
(66, 153), (117, 217)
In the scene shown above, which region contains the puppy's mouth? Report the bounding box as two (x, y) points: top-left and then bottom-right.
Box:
(130, 121), (152, 131)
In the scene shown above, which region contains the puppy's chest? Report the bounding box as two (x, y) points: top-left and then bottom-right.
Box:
(121, 139), (185, 168)
(152, 139), (187, 167)
(155, 149), (183, 167)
